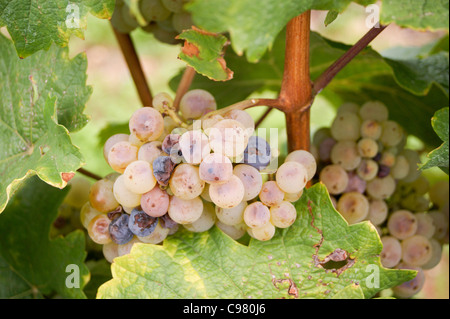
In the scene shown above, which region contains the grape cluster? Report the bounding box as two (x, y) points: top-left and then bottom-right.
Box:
(313, 101), (449, 298)
(81, 89), (316, 263)
(111, 0), (194, 45)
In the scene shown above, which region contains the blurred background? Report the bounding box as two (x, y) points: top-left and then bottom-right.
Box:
(66, 2), (448, 299)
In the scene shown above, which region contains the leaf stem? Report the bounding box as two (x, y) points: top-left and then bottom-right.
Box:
(111, 25), (153, 107)
(173, 66), (196, 111)
(312, 24), (388, 95)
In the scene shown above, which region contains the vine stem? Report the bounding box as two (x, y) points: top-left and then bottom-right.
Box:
(279, 11), (313, 153)
(312, 24), (388, 95)
(111, 25), (153, 107)
(77, 168), (102, 180)
(173, 66), (196, 111)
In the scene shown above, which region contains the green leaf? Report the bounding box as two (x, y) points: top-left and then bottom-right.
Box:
(97, 183), (415, 299)
(83, 260), (112, 299)
(0, 34), (91, 214)
(0, 176), (89, 299)
(324, 10), (339, 27)
(177, 28), (234, 81)
(420, 107), (449, 174)
(380, 0), (449, 31)
(332, 283), (365, 299)
(0, 0), (115, 58)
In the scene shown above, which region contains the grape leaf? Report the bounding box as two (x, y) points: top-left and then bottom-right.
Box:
(332, 283), (365, 299)
(324, 10), (340, 27)
(420, 107), (449, 174)
(177, 27), (234, 81)
(0, 34), (90, 214)
(380, 0), (449, 31)
(0, 0), (115, 58)
(97, 183), (415, 299)
(0, 176), (89, 299)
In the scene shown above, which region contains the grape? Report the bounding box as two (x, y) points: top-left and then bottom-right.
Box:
(377, 164), (391, 178)
(202, 114), (224, 133)
(250, 222), (276, 241)
(103, 134), (130, 162)
(390, 155), (410, 180)
(359, 101), (389, 122)
(368, 199), (388, 226)
(162, 133), (181, 156)
(161, 0), (184, 12)
(179, 130), (211, 164)
(360, 120), (382, 140)
(109, 214), (134, 245)
(284, 190), (303, 203)
(330, 196), (338, 209)
(422, 238), (443, 270)
(123, 160), (157, 194)
(113, 175), (142, 208)
(179, 89), (217, 120)
(345, 171), (366, 194)
(153, 25), (180, 44)
(172, 10), (194, 33)
(138, 219), (170, 244)
(392, 263), (425, 298)
(387, 210), (418, 240)
(200, 183), (212, 202)
(401, 235), (433, 267)
(330, 141), (361, 171)
(138, 141), (163, 164)
(128, 208), (158, 237)
(312, 127), (332, 147)
(140, 186), (170, 217)
(285, 150), (317, 181)
(380, 121), (404, 147)
(409, 175), (430, 196)
(183, 201), (217, 232)
(168, 196), (203, 224)
(379, 151), (396, 168)
(223, 109), (255, 137)
(103, 241), (119, 263)
(117, 237), (142, 257)
(107, 141), (139, 173)
(111, 3), (138, 33)
(163, 116), (178, 135)
(209, 175), (245, 209)
(357, 138), (378, 158)
(129, 132), (147, 147)
(337, 102), (359, 114)
(380, 236), (402, 268)
(330, 112), (361, 141)
(87, 214), (112, 245)
(243, 201), (271, 228)
(242, 136), (271, 171)
(121, 5), (139, 28)
(199, 153), (233, 184)
(216, 220), (247, 240)
(318, 137), (337, 162)
(152, 155), (176, 186)
(152, 92), (174, 112)
(64, 177), (91, 209)
(415, 212), (436, 238)
(215, 201), (247, 226)
(169, 163), (205, 200)
(336, 192), (369, 224)
(356, 159), (378, 181)
(276, 161), (308, 194)
(209, 119), (249, 158)
(259, 181), (285, 207)
(319, 164), (349, 195)
(129, 107), (164, 142)
(270, 201), (297, 228)
(233, 164), (263, 201)
(89, 178), (120, 213)
(140, 0), (171, 21)
(400, 149), (421, 183)
(80, 202), (101, 229)
(366, 175), (396, 200)
(428, 211), (448, 240)
(429, 180), (449, 208)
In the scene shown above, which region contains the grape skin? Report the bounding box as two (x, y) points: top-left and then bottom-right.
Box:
(183, 201), (216, 232)
(387, 210), (418, 240)
(259, 181), (285, 207)
(318, 137), (337, 162)
(223, 109), (255, 137)
(319, 164), (349, 195)
(393, 263), (426, 299)
(107, 141), (139, 174)
(138, 219), (170, 244)
(140, 185), (170, 217)
(208, 119), (249, 158)
(243, 201), (270, 228)
(199, 153), (233, 184)
(80, 202), (101, 229)
(336, 192), (369, 224)
(284, 150), (317, 181)
(284, 190), (303, 203)
(113, 174), (142, 208)
(414, 212), (436, 238)
(103, 134), (130, 162)
(169, 163), (205, 200)
(390, 155), (410, 180)
(87, 214), (112, 245)
(209, 175), (245, 209)
(330, 112), (361, 141)
(129, 107), (164, 142)
(275, 161), (308, 194)
(250, 222), (276, 241)
(356, 159), (379, 181)
(359, 101), (389, 122)
(380, 236), (402, 268)
(89, 178), (120, 213)
(368, 199), (388, 226)
(401, 235), (433, 267)
(123, 160), (156, 194)
(345, 171), (366, 194)
(179, 89), (217, 120)
(215, 201), (247, 226)
(103, 241), (119, 263)
(140, 0), (172, 22)
(366, 175), (396, 200)
(172, 10), (194, 33)
(233, 164), (263, 201)
(357, 138), (378, 158)
(138, 141), (164, 164)
(216, 220), (247, 240)
(360, 119), (382, 140)
(179, 130), (211, 164)
(330, 141), (361, 171)
(422, 238), (443, 270)
(380, 121), (404, 147)
(168, 196), (203, 224)
(270, 201), (297, 228)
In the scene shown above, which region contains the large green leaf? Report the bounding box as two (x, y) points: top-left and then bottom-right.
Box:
(97, 183), (415, 299)
(0, 0), (115, 58)
(186, 0), (448, 63)
(420, 107), (449, 174)
(0, 34), (89, 214)
(0, 176), (89, 299)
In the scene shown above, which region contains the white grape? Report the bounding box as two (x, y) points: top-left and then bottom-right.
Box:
(215, 201), (247, 226)
(103, 241), (120, 263)
(208, 119), (249, 158)
(169, 163), (205, 200)
(368, 200), (388, 226)
(140, 185), (170, 217)
(123, 160), (156, 194)
(356, 159), (379, 181)
(138, 141), (163, 164)
(380, 236), (402, 268)
(392, 263), (425, 298)
(401, 235), (433, 267)
(259, 181), (285, 207)
(380, 121), (404, 147)
(319, 164), (349, 195)
(337, 102), (360, 114)
(251, 222), (276, 241)
(357, 138), (378, 158)
(80, 202), (102, 229)
(336, 192), (369, 224)
(216, 220), (247, 240)
(275, 161), (308, 194)
(366, 175), (396, 200)
(103, 133), (129, 162)
(284, 190), (303, 203)
(387, 210), (418, 240)
(107, 141), (139, 173)
(270, 201), (297, 228)
(113, 174), (142, 208)
(285, 150), (317, 181)
(129, 107), (165, 142)
(360, 119), (382, 140)
(359, 101), (389, 122)
(415, 212), (436, 238)
(421, 238), (443, 270)
(209, 175), (245, 209)
(179, 130), (211, 164)
(223, 109), (255, 136)
(138, 219), (170, 244)
(89, 178), (120, 213)
(152, 92), (174, 112)
(331, 141), (361, 171)
(179, 89), (217, 120)
(87, 214), (112, 245)
(330, 112), (361, 141)
(183, 201), (216, 233)
(243, 201), (271, 228)
(390, 155), (410, 180)
(168, 196), (203, 224)
(233, 164), (263, 201)
(199, 153), (233, 184)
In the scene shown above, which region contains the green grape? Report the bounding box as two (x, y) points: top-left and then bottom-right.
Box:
(380, 236), (402, 268)
(337, 102), (359, 115)
(312, 127), (331, 148)
(391, 155), (410, 180)
(319, 164), (349, 195)
(421, 238), (443, 270)
(172, 11), (194, 33)
(357, 138), (379, 158)
(152, 25), (180, 44)
(368, 199), (388, 226)
(162, 0), (185, 13)
(359, 101), (389, 122)
(429, 180), (449, 208)
(183, 201), (216, 232)
(157, 17), (176, 32)
(64, 177), (91, 209)
(140, 0), (172, 22)
(111, 3), (138, 33)
(121, 5), (139, 29)
(415, 212), (436, 238)
(366, 175), (396, 200)
(360, 119), (382, 140)
(400, 149), (421, 183)
(387, 210), (418, 240)
(250, 222), (276, 241)
(330, 112), (361, 141)
(336, 192), (369, 224)
(380, 121), (404, 147)
(330, 140), (362, 171)
(401, 235), (433, 267)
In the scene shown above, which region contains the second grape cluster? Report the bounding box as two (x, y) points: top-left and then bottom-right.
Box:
(81, 89), (316, 263)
